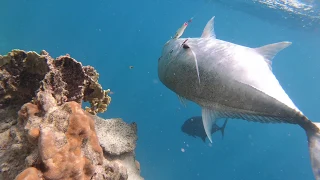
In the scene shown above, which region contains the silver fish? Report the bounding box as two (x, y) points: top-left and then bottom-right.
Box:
(158, 16), (320, 180)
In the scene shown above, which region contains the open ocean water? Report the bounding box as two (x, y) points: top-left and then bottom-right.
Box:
(1, 0), (320, 179)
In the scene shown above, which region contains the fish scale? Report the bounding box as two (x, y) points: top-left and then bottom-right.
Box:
(158, 16), (320, 180)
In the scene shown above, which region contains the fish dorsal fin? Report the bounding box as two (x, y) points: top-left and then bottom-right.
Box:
(201, 16), (216, 39)
(254, 41), (292, 70)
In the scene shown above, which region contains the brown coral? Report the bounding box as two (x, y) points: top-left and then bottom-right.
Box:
(0, 50), (49, 108)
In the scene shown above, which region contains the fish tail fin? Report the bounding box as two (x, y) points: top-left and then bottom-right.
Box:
(220, 118), (228, 139)
(304, 121), (320, 180)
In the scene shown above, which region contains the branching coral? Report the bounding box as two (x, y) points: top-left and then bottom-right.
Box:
(0, 49), (143, 180)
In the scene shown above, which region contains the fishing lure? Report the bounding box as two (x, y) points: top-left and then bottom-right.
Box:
(172, 18), (193, 39)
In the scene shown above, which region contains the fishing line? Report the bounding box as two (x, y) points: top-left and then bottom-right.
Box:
(173, 0), (213, 40)
(189, 0), (213, 25)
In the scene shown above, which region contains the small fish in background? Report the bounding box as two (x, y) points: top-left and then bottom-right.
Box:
(181, 116), (228, 143)
(129, 65), (134, 69)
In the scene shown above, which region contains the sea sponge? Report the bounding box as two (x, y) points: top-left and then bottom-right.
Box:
(18, 102), (42, 145)
(27, 127), (40, 145)
(4, 97), (105, 180)
(15, 167), (42, 180)
(34, 101), (104, 180)
(13, 93), (127, 180)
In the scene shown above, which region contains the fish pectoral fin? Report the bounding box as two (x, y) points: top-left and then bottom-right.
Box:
(202, 107), (219, 143)
(189, 48), (201, 84)
(201, 16), (216, 39)
(254, 41), (292, 70)
(177, 95), (188, 107)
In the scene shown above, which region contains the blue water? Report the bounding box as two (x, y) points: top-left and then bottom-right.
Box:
(1, 0), (320, 179)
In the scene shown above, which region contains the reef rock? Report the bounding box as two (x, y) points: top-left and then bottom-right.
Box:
(0, 50), (143, 180)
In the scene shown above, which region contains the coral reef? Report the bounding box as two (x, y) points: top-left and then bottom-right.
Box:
(0, 50), (143, 180)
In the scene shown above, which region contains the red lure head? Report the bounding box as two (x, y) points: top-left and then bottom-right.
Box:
(184, 18), (193, 26)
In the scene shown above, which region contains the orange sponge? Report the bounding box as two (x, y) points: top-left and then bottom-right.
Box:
(15, 167), (42, 180)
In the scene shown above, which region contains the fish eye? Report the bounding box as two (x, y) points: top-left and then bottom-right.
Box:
(183, 44), (190, 49)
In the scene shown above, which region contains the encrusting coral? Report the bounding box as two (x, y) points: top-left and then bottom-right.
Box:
(95, 117), (138, 156)
(0, 49), (143, 180)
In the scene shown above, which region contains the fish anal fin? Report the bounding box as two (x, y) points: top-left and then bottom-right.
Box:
(202, 107), (219, 143)
(201, 136), (206, 142)
(201, 16), (216, 39)
(254, 41), (292, 70)
(220, 118), (228, 139)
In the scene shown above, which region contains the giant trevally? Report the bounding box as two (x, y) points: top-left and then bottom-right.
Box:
(157, 16), (320, 179)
